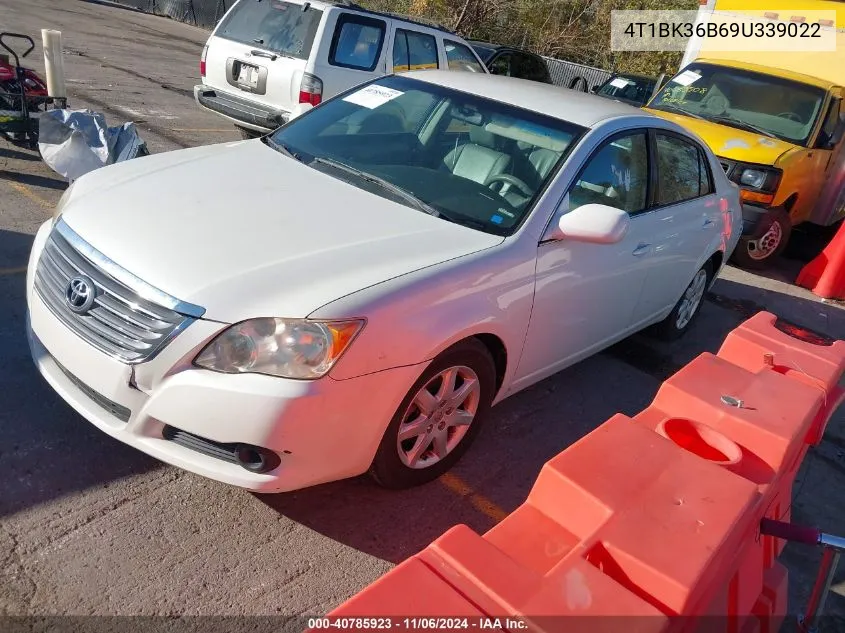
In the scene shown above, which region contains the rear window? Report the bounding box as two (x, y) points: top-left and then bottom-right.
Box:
(215, 0), (323, 60)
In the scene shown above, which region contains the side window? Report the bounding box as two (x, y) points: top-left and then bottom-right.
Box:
(819, 98), (842, 145)
(655, 133), (712, 205)
(488, 52), (512, 76)
(329, 14), (386, 72)
(569, 133), (649, 215)
(525, 55), (549, 82)
(394, 30), (437, 73)
(444, 40), (485, 73)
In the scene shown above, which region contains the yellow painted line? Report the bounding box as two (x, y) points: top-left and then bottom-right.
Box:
(8, 181), (53, 210)
(440, 472), (509, 523)
(0, 266), (27, 275)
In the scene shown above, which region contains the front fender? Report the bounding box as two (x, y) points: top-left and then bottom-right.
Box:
(310, 241), (538, 394)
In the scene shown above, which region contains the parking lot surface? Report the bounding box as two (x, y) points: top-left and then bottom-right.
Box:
(1, 0), (844, 621)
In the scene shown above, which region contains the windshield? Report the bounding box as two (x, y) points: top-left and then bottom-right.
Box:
(597, 76), (655, 105)
(648, 62), (826, 146)
(267, 75), (585, 236)
(215, 0), (323, 60)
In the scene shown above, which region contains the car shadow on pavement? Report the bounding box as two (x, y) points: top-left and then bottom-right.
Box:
(0, 228), (162, 519)
(0, 169), (67, 191)
(257, 268), (845, 564)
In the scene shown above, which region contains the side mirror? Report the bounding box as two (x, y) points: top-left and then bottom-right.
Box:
(589, 85), (598, 94)
(549, 203), (630, 244)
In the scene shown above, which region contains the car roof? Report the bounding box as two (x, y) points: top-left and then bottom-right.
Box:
(468, 40), (541, 56)
(401, 70), (647, 127)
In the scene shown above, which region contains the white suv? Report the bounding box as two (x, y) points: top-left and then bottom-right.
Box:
(194, 0), (488, 136)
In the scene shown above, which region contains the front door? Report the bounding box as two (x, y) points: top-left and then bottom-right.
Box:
(512, 130), (656, 389)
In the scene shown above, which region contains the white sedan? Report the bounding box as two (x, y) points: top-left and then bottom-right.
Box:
(25, 70), (742, 493)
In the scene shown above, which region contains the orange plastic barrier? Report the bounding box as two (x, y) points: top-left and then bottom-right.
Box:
(796, 219), (845, 299)
(311, 312), (845, 633)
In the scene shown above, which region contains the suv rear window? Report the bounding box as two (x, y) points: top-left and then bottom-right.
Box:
(215, 0), (323, 60)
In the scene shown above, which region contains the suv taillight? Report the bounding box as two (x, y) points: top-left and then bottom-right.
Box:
(200, 45), (208, 77)
(299, 73), (323, 106)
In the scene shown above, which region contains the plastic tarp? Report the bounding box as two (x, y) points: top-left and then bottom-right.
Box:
(37, 108), (149, 182)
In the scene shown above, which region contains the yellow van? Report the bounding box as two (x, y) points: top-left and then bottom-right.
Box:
(643, 0), (845, 269)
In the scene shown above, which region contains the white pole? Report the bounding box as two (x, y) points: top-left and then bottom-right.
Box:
(41, 29), (67, 99)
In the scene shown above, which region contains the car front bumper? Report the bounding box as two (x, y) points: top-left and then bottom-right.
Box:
(25, 222), (424, 493)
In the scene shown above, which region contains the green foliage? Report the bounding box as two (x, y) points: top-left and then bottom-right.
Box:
(359, 0), (697, 78)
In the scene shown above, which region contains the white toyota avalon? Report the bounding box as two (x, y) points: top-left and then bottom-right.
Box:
(26, 71), (742, 493)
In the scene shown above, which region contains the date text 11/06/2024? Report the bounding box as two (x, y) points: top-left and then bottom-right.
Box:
(307, 618), (529, 630)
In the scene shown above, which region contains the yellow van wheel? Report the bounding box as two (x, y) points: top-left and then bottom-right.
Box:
(731, 207), (792, 270)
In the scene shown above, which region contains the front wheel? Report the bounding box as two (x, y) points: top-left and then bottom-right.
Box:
(652, 261), (714, 341)
(369, 339), (496, 490)
(731, 208), (792, 270)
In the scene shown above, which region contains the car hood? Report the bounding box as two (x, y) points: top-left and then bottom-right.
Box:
(60, 140), (503, 323)
(642, 108), (797, 164)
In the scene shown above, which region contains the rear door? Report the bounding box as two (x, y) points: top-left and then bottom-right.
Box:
(391, 27), (440, 73)
(204, 0), (324, 113)
(312, 10), (390, 101)
(629, 129), (721, 327)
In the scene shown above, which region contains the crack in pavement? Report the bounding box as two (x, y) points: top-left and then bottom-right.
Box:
(67, 47), (196, 100)
(69, 87), (192, 150)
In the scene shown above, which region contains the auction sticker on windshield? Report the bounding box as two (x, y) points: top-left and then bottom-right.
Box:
(673, 69), (701, 86)
(343, 86), (404, 109)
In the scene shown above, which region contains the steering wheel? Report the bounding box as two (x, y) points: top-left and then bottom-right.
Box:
(485, 173), (533, 198)
(776, 111), (802, 122)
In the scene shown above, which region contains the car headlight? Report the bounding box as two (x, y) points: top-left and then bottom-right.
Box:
(737, 166), (780, 192)
(53, 181), (76, 223)
(194, 317), (365, 379)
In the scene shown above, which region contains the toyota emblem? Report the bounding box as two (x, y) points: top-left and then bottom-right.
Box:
(65, 275), (96, 314)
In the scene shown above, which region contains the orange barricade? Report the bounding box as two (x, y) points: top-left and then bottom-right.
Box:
(310, 312), (845, 633)
(796, 219), (845, 300)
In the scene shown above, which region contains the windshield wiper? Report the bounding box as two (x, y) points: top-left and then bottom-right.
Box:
(310, 157), (440, 217)
(704, 115), (778, 139)
(652, 104), (706, 120)
(263, 136), (303, 161)
(436, 213), (492, 232)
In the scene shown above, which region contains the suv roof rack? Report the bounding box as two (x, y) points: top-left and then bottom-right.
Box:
(319, 0), (456, 34)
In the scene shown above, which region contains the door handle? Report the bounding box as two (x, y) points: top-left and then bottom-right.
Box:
(702, 217), (715, 228)
(249, 49), (277, 60)
(632, 243), (651, 256)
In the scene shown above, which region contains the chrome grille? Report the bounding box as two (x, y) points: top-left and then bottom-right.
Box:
(33, 220), (205, 364)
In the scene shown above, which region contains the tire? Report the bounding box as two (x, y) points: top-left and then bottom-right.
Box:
(369, 338), (497, 490)
(235, 125), (262, 140)
(652, 260), (714, 341)
(731, 207), (792, 270)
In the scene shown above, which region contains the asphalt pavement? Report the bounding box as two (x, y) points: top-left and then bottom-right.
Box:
(1, 0), (844, 623)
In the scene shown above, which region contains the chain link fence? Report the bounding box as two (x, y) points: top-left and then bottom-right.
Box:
(543, 57), (611, 92)
(103, 0), (235, 29)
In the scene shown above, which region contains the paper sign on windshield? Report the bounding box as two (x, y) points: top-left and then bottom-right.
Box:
(609, 78), (631, 89)
(343, 86), (404, 109)
(673, 70), (701, 86)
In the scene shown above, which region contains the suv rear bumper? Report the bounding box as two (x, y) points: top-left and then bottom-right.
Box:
(194, 85), (288, 132)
